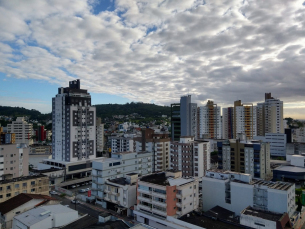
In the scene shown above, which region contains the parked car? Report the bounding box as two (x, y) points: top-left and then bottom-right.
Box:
(71, 199), (80, 204)
(76, 184), (80, 187)
(79, 189), (87, 193)
(71, 185), (76, 189)
(81, 183), (85, 186)
(85, 182), (89, 185)
(49, 191), (58, 195)
(89, 181), (92, 184)
(85, 188), (90, 191)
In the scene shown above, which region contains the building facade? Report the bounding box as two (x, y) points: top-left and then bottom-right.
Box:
(170, 103), (181, 141)
(0, 175), (49, 203)
(218, 140), (271, 180)
(180, 95), (197, 138)
(110, 136), (133, 153)
(198, 100), (222, 139)
(202, 170), (296, 217)
(135, 171), (199, 224)
(96, 118), (104, 153)
(52, 79), (96, 162)
(257, 93), (284, 136)
(92, 151), (153, 206)
(254, 133), (286, 157)
(222, 107), (234, 139)
(0, 144), (29, 179)
(29, 144), (51, 155)
(7, 117), (33, 145)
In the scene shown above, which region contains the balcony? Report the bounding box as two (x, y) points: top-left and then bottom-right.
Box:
(152, 192), (166, 199)
(138, 189), (151, 195)
(176, 211), (182, 216)
(152, 200), (167, 208)
(176, 202), (182, 207)
(138, 204), (152, 212)
(104, 189), (110, 193)
(138, 196), (152, 203)
(152, 208), (167, 217)
(176, 194), (182, 199)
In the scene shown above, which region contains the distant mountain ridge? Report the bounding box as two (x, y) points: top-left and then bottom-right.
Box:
(0, 103), (171, 121)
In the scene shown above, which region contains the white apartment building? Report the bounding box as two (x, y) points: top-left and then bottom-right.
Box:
(295, 127), (305, 142)
(202, 170), (296, 217)
(254, 133), (286, 157)
(235, 105), (257, 139)
(257, 94), (284, 136)
(7, 117), (33, 145)
(52, 79), (96, 162)
(135, 171), (199, 227)
(103, 173), (137, 216)
(110, 136), (133, 153)
(96, 118), (104, 153)
(170, 137), (211, 178)
(92, 151), (152, 207)
(198, 101), (222, 139)
(180, 95), (197, 138)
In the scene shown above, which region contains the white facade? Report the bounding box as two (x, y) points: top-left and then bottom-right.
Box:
(198, 104), (222, 139)
(295, 127), (305, 143)
(290, 155), (305, 167)
(12, 205), (78, 229)
(111, 137), (133, 153)
(194, 141), (211, 177)
(7, 117), (33, 145)
(240, 209), (277, 229)
(202, 171), (296, 217)
(235, 106), (257, 139)
(254, 133), (286, 157)
(92, 151), (152, 205)
(52, 80), (96, 162)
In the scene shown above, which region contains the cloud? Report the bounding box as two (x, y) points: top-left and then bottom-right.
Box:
(0, 0), (305, 118)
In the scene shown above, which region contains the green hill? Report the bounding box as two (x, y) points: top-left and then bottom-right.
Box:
(0, 103), (171, 121)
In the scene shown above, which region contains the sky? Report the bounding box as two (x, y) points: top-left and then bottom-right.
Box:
(0, 0), (305, 119)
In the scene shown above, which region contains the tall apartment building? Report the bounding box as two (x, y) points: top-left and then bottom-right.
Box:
(7, 117), (33, 145)
(0, 144), (29, 179)
(198, 100), (222, 139)
(170, 137), (210, 178)
(180, 95), (197, 138)
(0, 175), (49, 203)
(202, 170), (296, 217)
(217, 139), (271, 180)
(257, 93), (284, 136)
(110, 136), (133, 153)
(52, 79), (96, 162)
(35, 125), (46, 142)
(134, 171), (199, 226)
(234, 100), (257, 139)
(170, 103), (181, 141)
(96, 118), (104, 153)
(91, 151), (152, 207)
(222, 107), (234, 139)
(133, 128), (170, 172)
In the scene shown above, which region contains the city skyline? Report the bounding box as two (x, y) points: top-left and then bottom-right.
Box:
(0, 1), (305, 119)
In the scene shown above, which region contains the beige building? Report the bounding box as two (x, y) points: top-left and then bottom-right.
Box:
(29, 144), (51, 155)
(96, 118), (105, 153)
(0, 144), (29, 179)
(0, 175), (49, 203)
(7, 117), (33, 145)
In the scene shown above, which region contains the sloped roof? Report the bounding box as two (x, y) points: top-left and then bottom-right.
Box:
(0, 193), (57, 215)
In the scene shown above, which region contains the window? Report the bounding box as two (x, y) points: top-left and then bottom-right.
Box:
(6, 193), (11, 197)
(31, 188), (35, 192)
(23, 183), (27, 187)
(0, 195), (2, 198)
(15, 184), (19, 188)
(31, 181), (35, 185)
(7, 185), (11, 190)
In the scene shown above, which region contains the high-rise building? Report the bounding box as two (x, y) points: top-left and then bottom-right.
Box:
(222, 107), (234, 139)
(257, 93), (284, 136)
(96, 117), (104, 154)
(52, 79), (96, 162)
(110, 136), (133, 153)
(170, 137), (211, 178)
(233, 100), (257, 139)
(217, 139), (271, 180)
(180, 95), (197, 138)
(254, 133), (286, 157)
(7, 117), (33, 145)
(170, 103), (180, 141)
(35, 125), (46, 142)
(133, 128), (170, 172)
(198, 100), (221, 139)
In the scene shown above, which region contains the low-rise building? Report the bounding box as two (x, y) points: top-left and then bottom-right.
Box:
(202, 170), (296, 217)
(0, 144), (29, 179)
(30, 168), (65, 186)
(12, 204), (78, 229)
(92, 151), (152, 206)
(0, 175), (49, 203)
(134, 171), (199, 227)
(7, 117), (33, 145)
(0, 133), (15, 144)
(103, 173), (138, 216)
(110, 136), (133, 153)
(0, 193), (59, 229)
(240, 206), (292, 229)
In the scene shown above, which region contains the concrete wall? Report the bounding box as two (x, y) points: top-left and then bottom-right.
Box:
(240, 214), (276, 229)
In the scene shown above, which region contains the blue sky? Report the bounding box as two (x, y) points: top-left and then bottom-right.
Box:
(0, 0), (305, 118)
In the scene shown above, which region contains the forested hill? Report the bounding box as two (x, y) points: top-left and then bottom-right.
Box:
(0, 103), (171, 121)
(95, 102), (171, 118)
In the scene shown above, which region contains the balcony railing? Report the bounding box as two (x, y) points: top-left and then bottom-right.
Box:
(138, 196), (152, 203)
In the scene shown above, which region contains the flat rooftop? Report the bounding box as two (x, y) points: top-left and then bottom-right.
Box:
(0, 174), (47, 185)
(31, 168), (63, 173)
(241, 206), (283, 221)
(140, 173), (169, 186)
(107, 177), (130, 186)
(274, 165), (305, 173)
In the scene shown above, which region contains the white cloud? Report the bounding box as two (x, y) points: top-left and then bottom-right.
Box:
(0, 0), (305, 118)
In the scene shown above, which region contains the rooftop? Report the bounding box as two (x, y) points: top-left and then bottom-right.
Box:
(179, 212), (244, 229)
(0, 193), (57, 215)
(140, 173), (169, 186)
(0, 174), (47, 185)
(126, 173), (138, 176)
(31, 168), (63, 173)
(107, 177), (130, 186)
(274, 165), (305, 173)
(205, 206), (237, 222)
(59, 215), (98, 229)
(241, 206), (284, 221)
